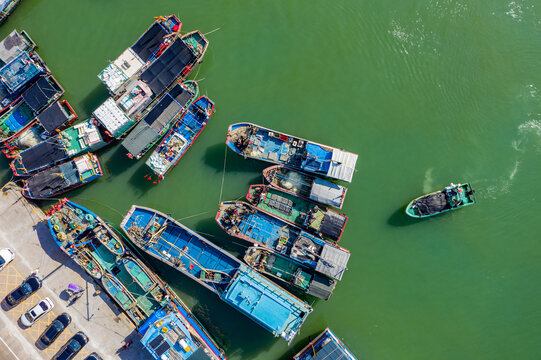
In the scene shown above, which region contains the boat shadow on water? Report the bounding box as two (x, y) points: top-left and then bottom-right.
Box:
(387, 206), (424, 227)
(102, 145), (140, 178)
(203, 142), (267, 174)
(79, 84), (109, 116)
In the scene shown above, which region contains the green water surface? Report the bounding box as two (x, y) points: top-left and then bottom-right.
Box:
(1, 0), (541, 359)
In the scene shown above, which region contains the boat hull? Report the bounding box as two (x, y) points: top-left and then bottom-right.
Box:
(405, 183), (475, 218)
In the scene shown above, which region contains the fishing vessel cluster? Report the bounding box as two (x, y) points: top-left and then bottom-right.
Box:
(0, 14), (379, 359)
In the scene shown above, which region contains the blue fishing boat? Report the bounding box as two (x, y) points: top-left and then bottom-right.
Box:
(121, 205), (313, 343)
(145, 95), (214, 179)
(21, 153), (102, 199)
(121, 80), (198, 159)
(215, 201), (350, 281)
(46, 199), (226, 360)
(293, 328), (357, 360)
(0, 74), (64, 142)
(0, 0), (22, 25)
(10, 118), (112, 177)
(226, 123), (358, 183)
(0, 50), (44, 98)
(94, 17), (209, 139)
(3, 100), (78, 158)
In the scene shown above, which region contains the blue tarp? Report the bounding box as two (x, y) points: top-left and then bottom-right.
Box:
(303, 143), (332, 173)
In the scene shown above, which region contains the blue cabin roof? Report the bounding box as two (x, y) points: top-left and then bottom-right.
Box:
(302, 143), (332, 173)
(222, 265), (311, 342)
(0, 51), (43, 94)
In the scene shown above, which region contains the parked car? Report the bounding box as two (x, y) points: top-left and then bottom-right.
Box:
(84, 353), (103, 360)
(39, 313), (72, 347)
(53, 331), (88, 360)
(5, 275), (42, 306)
(0, 248), (14, 271)
(20, 297), (54, 327)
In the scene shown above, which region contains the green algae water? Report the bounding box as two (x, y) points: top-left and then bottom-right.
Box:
(1, 0), (541, 359)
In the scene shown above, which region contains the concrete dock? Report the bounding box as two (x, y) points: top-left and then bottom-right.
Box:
(0, 182), (153, 360)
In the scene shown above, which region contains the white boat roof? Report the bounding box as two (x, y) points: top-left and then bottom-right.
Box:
(327, 150), (358, 183)
(0, 30), (26, 65)
(309, 177), (346, 208)
(92, 98), (131, 137)
(114, 48), (144, 79)
(316, 244), (350, 280)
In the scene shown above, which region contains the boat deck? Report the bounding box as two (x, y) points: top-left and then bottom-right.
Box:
(123, 207), (240, 294)
(221, 266), (311, 341)
(0, 101), (33, 135)
(236, 204), (300, 250)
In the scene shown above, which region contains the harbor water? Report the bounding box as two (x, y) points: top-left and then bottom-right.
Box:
(1, 0), (541, 359)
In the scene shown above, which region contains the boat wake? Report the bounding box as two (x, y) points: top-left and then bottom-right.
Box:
(422, 167), (434, 194)
(480, 160), (520, 200)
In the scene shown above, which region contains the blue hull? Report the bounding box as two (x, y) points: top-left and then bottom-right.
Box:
(121, 205), (312, 342)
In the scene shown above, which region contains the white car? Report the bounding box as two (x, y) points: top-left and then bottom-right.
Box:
(20, 298), (54, 327)
(0, 248), (14, 271)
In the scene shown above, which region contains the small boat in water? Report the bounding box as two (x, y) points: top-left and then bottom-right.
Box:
(244, 246), (336, 300)
(2, 100), (77, 158)
(10, 118), (111, 177)
(121, 80), (198, 159)
(405, 183), (476, 218)
(121, 205), (313, 343)
(293, 328), (357, 360)
(0, 75), (64, 142)
(21, 153), (102, 199)
(0, 0), (23, 25)
(263, 165), (348, 209)
(46, 199), (226, 360)
(146, 95), (214, 179)
(216, 201), (350, 282)
(226, 122), (358, 183)
(246, 184), (348, 242)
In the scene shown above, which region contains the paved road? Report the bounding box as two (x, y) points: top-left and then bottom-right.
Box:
(0, 183), (151, 359)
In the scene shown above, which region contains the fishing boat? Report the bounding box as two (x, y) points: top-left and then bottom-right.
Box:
(21, 153), (102, 199)
(226, 123), (358, 183)
(121, 80), (198, 159)
(98, 15), (182, 96)
(293, 328), (357, 360)
(0, 30), (36, 68)
(215, 201), (350, 282)
(10, 118), (111, 177)
(94, 17), (209, 139)
(121, 205), (313, 343)
(0, 75), (64, 142)
(263, 165), (348, 209)
(405, 183), (476, 218)
(46, 199), (227, 360)
(146, 95), (214, 179)
(0, 51), (45, 102)
(246, 185), (348, 242)
(0, 0), (22, 25)
(2, 100), (77, 158)
(244, 246), (336, 300)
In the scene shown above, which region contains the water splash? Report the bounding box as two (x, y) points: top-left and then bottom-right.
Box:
(422, 167), (434, 193)
(506, 1), (524, 21)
